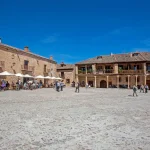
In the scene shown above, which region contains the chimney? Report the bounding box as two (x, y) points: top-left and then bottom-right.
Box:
(24, 46), (29, 52)
(110, 52), (113, 56)
(0, 38), (2, 43)
(50, 56), (53, 60)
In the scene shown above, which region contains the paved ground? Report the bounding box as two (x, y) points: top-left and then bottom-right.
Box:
(0, 88), (150, 150)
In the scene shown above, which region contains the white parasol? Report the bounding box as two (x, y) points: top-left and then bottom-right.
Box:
(55, 77), (62, 80)
(15, 73), (24, 77)
(51, 77), (56, 79)
(23, 74), (33, 78)
(0, 71), (14, 76)
(44, 76), (52, 79)
(34, 75), (45, 79)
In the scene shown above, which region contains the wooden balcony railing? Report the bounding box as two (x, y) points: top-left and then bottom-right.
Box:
(21, 65), (34, 72)
(119, 70), (143, 74)
(95, 69), (114, 74)
(78, 69), (114, 74)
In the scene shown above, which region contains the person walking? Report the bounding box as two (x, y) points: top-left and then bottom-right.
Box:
(140, 84), (144, 93)
(133, 85), (138, 97)
(60, 81), (63, 91)
(75, 82), (80, 93)
(85, 83), (88, 90)
(145, 85), (149, 93)
(57, 81), (60, 92)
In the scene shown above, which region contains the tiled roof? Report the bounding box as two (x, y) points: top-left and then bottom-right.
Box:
(57, 64), (74, 70)
(75, 52), (150, 65)
(0, 43), (57, 64)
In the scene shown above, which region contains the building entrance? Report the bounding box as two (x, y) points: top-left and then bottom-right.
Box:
(100, 80), (107, 88)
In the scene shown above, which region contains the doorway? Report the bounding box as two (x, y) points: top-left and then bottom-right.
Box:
(88, 81), (93, 87)
(147, 80), (150, 89)
(100, 80), (107, 88)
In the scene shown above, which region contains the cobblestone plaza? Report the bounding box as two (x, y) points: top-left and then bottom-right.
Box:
(0, 88), (150, 150)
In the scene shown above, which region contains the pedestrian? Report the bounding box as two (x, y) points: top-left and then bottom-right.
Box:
(140, 84), (144, 93)
(57, 81), (60, 92)
(75, 82), (80, 93)
(60, 81), (63, 91)
(85, 83), (88, 90)
(133, 85), (138, 97)
(16, 80), (20, 90)
(145, 85), (149, 93)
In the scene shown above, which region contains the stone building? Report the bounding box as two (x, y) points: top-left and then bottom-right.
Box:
(57, 62), (75, 86)
(75, 52), (150, 88)
(0, 43), (57, 84)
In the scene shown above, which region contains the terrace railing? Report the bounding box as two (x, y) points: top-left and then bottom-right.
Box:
(118, 69), (143, 74)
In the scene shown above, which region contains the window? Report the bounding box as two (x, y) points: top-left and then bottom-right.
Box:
(126, 77), (128, 82)
(61, 72), (64, 78)
(44, 66), (46, 72)
(105, 66), (111, 69)
(66, 79), (70, 84)
(24, 60), (28, 70)
(97, 66), (103, 71)
(137, 76), (140, 82)
(24, 60), (28, 65)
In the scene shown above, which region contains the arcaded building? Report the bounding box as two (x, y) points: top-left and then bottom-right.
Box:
(57, 62), (75, 86)
(75, 52), (150, 88)
(0, 43), (57, 83)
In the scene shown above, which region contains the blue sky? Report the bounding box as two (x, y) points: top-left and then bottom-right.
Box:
(0, 0), (150, 63)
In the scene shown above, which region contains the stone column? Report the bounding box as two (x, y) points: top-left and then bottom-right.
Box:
(135, 75), (138, 86)
(85, 65), (87, 74)
(144, 75), (147, 85)
(106, 76), (109, 88)
(75, 65), (78, 75)
(114, 64), (118, 74)
(143, 63), (146, 74)
(117, 75), (119, 88)
(75, 65), (79, 82)
(86, 76), (88, 85)
(76, 76), (79, 82)
(94, 76), (97, 88)
(92, 64), (96, 74)
(127, 75), (130, 89)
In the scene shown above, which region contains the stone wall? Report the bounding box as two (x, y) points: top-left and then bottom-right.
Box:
(0, 46), (57, 83)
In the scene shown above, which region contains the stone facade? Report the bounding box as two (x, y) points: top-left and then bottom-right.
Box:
(57, 63), (75, 86)
(0, 43), (57, 84)
(75, 53), (150, 88)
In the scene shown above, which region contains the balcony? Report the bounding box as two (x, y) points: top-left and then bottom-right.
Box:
(21, 65), (34, 72)
(95, 69), (114, 74)
(78, 69), (114, 74)
(118, 69), (143, 74)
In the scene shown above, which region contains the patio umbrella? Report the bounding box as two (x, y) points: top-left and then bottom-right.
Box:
(15, 73), (24, 77)
(0, 71), (14, 76)
(51, 77), (56, 79)
(34, 75), (45, 79)
(23, 74), (33, 78)
(55, 77), (62, 80)
(44, 76), (52, 79)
